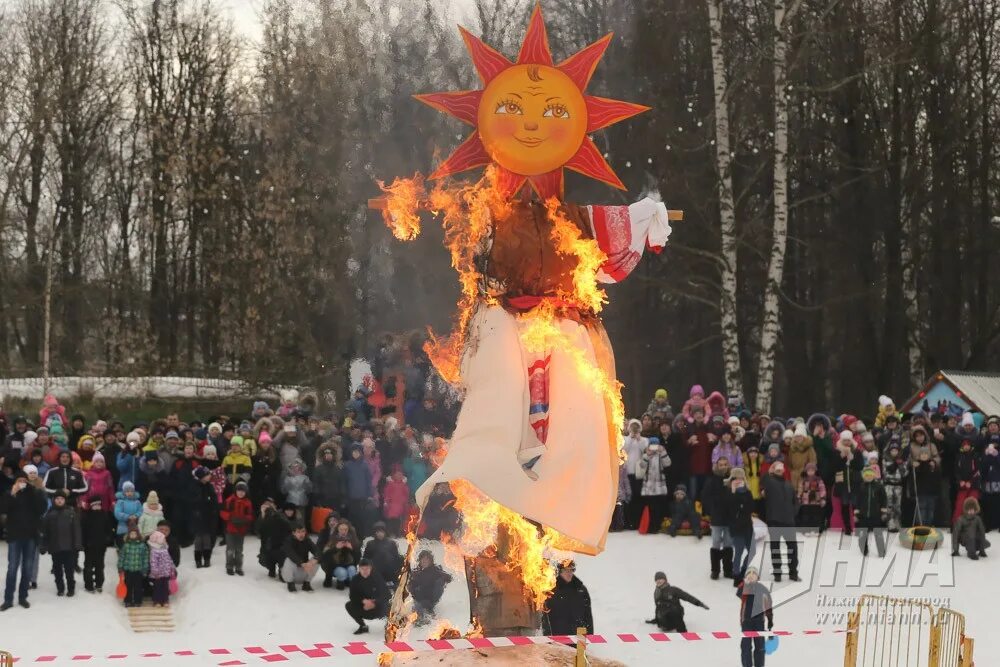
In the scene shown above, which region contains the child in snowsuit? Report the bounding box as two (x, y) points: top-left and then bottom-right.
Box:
(147, 530), (176, 606)
(81, 495), (110, 593)
(797, 462), (826, 532)
(221, 481), (253, 576)
(138, 491), (164, 538)
(40, 491), (82, 596)
(666, 484), (702, 538)
(118, 527), (149, 608)
(952, 497), (989, 559)
(881, 441), (906, 532)
(647, 571), (708, 632)
(114, 482), (143, 546)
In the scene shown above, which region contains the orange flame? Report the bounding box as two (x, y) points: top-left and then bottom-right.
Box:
(378, 175), (425, 241)
(544, 197), (608, 313)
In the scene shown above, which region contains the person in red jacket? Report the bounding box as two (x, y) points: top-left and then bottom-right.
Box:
(220, 481), (254, 576)
(381, 467), (410, 537)
(685, 408), (716, 500)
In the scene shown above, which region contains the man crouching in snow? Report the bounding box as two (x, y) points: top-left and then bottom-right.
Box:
(645, 571), (708, 632)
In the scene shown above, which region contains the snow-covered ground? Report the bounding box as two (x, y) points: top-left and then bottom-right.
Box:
(0, 530), (990, 666)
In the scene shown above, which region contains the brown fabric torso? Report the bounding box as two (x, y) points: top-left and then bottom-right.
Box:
(485, 201), (592, 299)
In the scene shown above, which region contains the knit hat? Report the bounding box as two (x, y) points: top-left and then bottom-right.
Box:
(804, 461), (817, 473)
(193, 466), (210, 480)
(879, 395), (893, 408)
(674, 484), (687, 496)
(123, 481), (136, 493)
(839, 430), (854, 442)
(126, 431), (142, 445)
(359, 558), (373, 567)
(654, 571), (667, 581)
(253, 401), (269, 413)
(235, 481), (249, 493)
(165, 430), (179, 440)
(861, 467), (876, 481)
(208, 422), (222, 434)
(202, 445), (217, 458)
(690, 384), (704, 397)
(961, 412), (975, 428)
(24, 431), (37, 445)
(728, 416), (740, 426)
(230, 435), (244, 448)
(726, 467), (746, 482)
(794, 423), (808, 438)
(23, 464), (37, 475)
(259, 431), (272, 445)
(146, 491), (160, 505)
(655, 388), (668, 400)
(92, 452), (105, 466)
(783, 429), (794, 440)
(147, 530), (166, 547)
(647, 437), (660, 446)
(767, 442), (781, 454)
(770, 461), (785, 475)
(92, 419), (108, 434)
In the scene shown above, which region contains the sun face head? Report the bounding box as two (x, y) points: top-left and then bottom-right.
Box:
(478, 64), (588, 177)
(415, 3), (650, 201)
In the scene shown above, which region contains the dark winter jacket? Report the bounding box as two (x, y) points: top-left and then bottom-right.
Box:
(913, 459), (942, 497)
(81, 508), (111, 551)
(190, 482), (219, 535)
(654, 584), (706, 626)
(311, 461), (343, 508)
(542, 575), (594, 635)
(4, 485), (47, 541)
(954, 449), (981, 490)
(409, 564), (452, 609)
(853, 481), (887, 526)
(348, 570), (390, 617)
(730, 487), (755, 539)
(43, 465), (88, 502)
(343, 456), (373, 501)
(257, 509), (293, 559)
(982, 453), (1000, 494)
(762, 474), (797, 525)
(362, 537), (402, 582)
(320, 528), (359, 567)
(953, 513), (988, 548)
(41, 504), (82, 553)
(283, 535), (318, 566)
(701, 474), (732, 526)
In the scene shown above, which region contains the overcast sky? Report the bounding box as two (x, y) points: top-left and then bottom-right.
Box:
(222, 0), (478, 43)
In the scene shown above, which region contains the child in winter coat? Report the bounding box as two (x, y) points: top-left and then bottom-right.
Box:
(761, 443), (790, 480)
(742, 446), (764, 509)
(881, 441), (907, 532)
(952, 439), (981, 524)
(381, 468), (410, 537)
(666, 484), (702, 538)
(981, 444), (1000, 532)
(138, 491), (164, 538)
(711, 429), (743, 470)
(118, 527), (149, 608)
(639, 438), (672, 535)
(952, 497), (989, 560)
(221, 441), (253, 489)
(788, 424), (816, 490)
(682, 385), (710, 423)
(84, 453), (114, 511)
(281, 459), (312, 511)
(41, 491), (82, 596)
(220, 481), (254, 576)
(853, 467), (888, 557)
(81, 495), (110, 592)
(114, 482), (143, 543)
(797, 462), (826, 532)
(147, 530), (176, 606)
(201, 446), (227, 504)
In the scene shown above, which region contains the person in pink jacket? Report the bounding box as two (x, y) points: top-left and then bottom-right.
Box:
(682, 385), (711, 424)
(83, 452), (115, 510)
(381, 468), (410, 537)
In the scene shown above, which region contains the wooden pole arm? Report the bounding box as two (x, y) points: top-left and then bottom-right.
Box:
(368, 196), (684, 221)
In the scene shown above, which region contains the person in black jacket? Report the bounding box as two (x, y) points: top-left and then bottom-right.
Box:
(43, 451), (88, 503)
(853, 467), (888, 557)
(256, 501), (295, 578)
(81, 495), (111, 593)
(190, 466), (219, 568)
(645, 571), (708, 632)
(542, 560), (594, 636)
(282, 522), (319, 592)
(702, 457), (734, 580)
(2, 475), (47, 610)
(40, 491), (83, 596)
(362, 522), (403, 588)
(345, 558), (389, 635)
(409, 550), (452, 625)
(728, 468), (756, 586)
(761, 462), (799, 582)
(736, 566), (773, 667)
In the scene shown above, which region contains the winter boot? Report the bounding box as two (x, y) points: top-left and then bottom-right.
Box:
(287, 582), (297, 593)
(721, 547), (734, 579)
(709, 548), (721, 580)
(323, 574), (334, 588)
(204, 552), (212, 567)
(194, 551), (204, 568)
(226, 567), (235, 576)
(302, 582), (313, 592)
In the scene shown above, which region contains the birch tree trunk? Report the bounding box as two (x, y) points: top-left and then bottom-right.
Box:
(706, 0), (744, 400)
(755, 0), (798, 414)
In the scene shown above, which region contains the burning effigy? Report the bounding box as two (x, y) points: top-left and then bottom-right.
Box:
(374, 2), (677, 650)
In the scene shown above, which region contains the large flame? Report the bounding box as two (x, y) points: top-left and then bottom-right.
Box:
(544, 197), (608, 313)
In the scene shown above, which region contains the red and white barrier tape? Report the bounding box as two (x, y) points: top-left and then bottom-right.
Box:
(10, 629), (845, 663)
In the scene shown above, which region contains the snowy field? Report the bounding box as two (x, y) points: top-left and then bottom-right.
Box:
(0, 530), (992, 666)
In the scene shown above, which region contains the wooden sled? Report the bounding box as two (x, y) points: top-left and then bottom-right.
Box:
(127, 601), (176, 633)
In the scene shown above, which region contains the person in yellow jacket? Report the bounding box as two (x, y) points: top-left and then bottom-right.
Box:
(222, 440), (253, 487)
(743, 445), (765, 511)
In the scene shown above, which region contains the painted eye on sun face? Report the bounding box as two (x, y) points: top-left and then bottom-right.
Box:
(495, 100), (523, 115)
(543, 104), (570, 119)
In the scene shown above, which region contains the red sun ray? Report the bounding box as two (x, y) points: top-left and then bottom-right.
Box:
(414, 91), (483, 126)
(557, 33), (613, 90)
(458, 26), (513, 84)
(494, 167), (529, 199)
(429, 134), (491, 180)
(528, 170), (564, 201)
(585, 95), (651, 133)
(517, 3), (554, 66)
(565, 137), (626, 190)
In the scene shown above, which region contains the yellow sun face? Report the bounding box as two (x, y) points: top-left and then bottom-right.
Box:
(477, 64), (587, 177)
